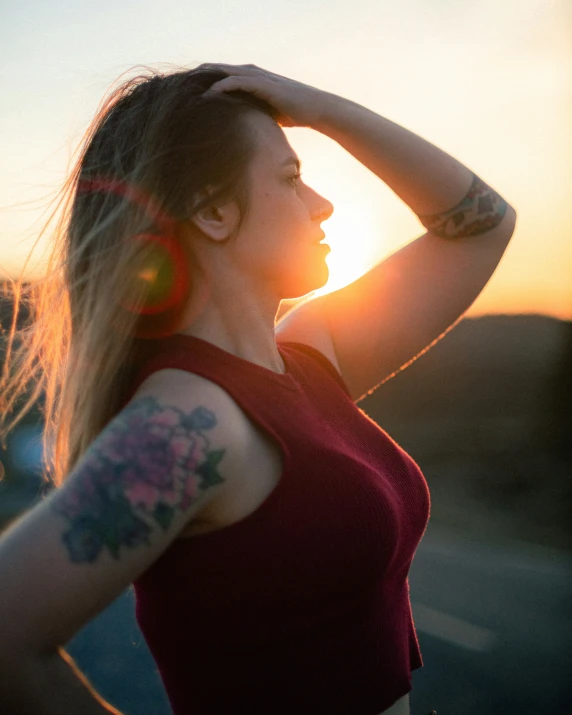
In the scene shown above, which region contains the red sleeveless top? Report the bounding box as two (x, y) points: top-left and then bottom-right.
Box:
(120, 333), (430, 715)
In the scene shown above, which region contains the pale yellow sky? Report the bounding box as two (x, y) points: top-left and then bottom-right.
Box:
(1, 0), (570, 319)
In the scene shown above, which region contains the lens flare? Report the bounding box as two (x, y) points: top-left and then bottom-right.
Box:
(121, 232), (189, 316)
(76, 177), (196, 339)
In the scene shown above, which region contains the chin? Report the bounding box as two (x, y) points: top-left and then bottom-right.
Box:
(281, 264), (330, 300)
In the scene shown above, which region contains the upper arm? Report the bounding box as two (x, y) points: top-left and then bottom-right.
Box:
(278, 206), (517, 402)
(0, 382), (237, 658)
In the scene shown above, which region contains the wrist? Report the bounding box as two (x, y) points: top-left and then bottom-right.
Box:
(312, 92), (370, 136)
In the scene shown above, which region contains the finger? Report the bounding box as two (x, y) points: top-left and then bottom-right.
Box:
(206, 76), (268, 95)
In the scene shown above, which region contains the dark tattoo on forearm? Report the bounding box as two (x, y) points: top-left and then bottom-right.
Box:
(50, 396), (225, 563)
(417, 172), (509, 239)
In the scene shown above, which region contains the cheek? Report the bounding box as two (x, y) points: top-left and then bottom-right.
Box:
(255, 190), (280, 222)
(246, 181), (308, 243)
(257, 190), (302, 232)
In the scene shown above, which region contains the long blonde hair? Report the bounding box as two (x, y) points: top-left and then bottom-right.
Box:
(0, 63), (277, 488)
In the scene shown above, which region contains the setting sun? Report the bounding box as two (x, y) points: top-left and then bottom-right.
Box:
(315, 210), (386, 296)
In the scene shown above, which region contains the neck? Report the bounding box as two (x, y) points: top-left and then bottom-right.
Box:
(176, 273), (287, 374)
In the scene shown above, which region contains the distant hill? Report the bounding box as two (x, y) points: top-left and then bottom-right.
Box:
(361, 313), (568, 421)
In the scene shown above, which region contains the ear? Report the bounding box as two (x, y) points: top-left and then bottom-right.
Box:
(189, 190), (240, 242)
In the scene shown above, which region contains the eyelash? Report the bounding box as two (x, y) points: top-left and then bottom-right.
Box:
(288, 172), (302, 186)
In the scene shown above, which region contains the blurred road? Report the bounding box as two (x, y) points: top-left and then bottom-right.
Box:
(66, 522), (572, 715)
(409, 523), (572, 714)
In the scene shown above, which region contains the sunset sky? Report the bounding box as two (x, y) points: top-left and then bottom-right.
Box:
(1, 0), (570, 319)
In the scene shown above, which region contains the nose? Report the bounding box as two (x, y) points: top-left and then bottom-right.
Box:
(313, 196), (334, 223)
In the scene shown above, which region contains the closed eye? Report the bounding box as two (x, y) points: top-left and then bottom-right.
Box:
(288, 172), (302, 186)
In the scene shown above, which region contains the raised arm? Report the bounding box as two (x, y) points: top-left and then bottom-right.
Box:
(0, 375), (237, 713)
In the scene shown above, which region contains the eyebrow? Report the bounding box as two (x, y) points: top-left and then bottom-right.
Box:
(281, 156), (301, 170)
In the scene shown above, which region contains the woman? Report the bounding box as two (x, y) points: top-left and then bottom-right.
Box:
(0, 63), (515, 714)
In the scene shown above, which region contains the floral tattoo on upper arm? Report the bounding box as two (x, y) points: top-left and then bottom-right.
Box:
(50, 396), (225, 563)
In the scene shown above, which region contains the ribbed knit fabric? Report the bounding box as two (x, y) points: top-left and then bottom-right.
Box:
(120, 333), (431, 715)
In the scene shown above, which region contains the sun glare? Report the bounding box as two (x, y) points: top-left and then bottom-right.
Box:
(313, 208), (386, 297)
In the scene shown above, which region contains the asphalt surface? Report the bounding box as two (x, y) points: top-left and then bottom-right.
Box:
(409, 523), (572, 714)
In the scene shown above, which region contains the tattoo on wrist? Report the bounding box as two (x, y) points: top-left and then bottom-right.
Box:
(50, 396), (225, 563)
(417, 172), (508, 239)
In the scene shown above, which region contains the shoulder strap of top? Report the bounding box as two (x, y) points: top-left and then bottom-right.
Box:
(277, 340), (352, 400)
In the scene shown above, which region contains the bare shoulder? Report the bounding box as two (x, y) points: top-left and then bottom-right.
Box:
(131, 368), (252, 523)
(132, 367), (252, 460)
(134, 366), (237, 405)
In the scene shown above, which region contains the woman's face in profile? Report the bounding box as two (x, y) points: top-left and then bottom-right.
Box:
(232, 111), (334, 298)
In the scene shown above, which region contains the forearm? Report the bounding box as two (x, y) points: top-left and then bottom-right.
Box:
(0, 648), (123, 715)
(315, 93), (508, 219)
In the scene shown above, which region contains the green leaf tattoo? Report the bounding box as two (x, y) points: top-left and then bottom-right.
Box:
(50, 396), (225, 563)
